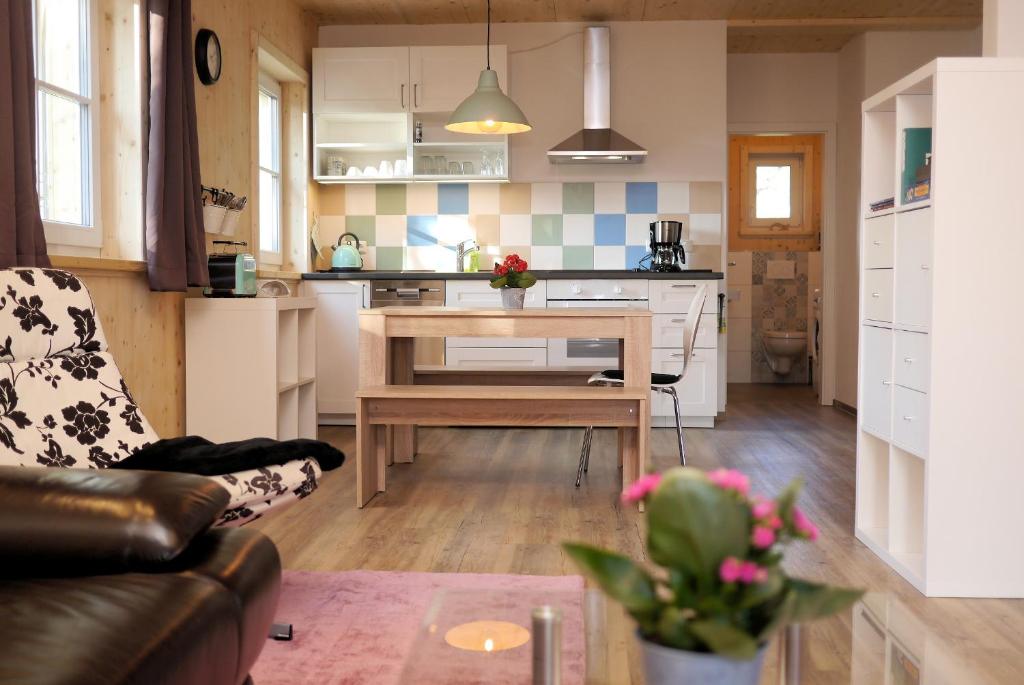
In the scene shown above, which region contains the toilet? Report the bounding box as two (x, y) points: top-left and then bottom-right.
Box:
(761, 330), (808, 376)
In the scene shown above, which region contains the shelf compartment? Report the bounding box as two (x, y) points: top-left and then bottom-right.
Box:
(278, 387), (299, 441)
(298, 383), (317, 439)
(889, 445), (926, 584)
(298, 308), (316, 380)
(856, 430), (890, 534)
(277, 309), (298, 387)
(861, 109), (896, 216)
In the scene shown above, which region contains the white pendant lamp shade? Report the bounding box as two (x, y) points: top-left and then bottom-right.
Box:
(446, 69), (531, 134)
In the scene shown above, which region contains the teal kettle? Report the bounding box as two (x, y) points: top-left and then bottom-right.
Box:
(331, 232), (363, 271)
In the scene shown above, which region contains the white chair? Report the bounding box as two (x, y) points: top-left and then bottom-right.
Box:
(575, 284), (709, 486)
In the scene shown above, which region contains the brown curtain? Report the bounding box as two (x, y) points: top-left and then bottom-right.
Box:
(143, 0), (208, 290)
(0, 0), (51, 268)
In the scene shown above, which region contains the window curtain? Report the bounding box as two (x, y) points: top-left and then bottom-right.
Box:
(0, 0), (51, 268)
(142, 0), (208, 291)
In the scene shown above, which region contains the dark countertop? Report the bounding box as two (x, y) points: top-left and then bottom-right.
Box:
(303, 269), (724, 281)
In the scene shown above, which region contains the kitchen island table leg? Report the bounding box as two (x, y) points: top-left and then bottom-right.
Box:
(391, 337), (417, 463)
(356, 398), (384, 507)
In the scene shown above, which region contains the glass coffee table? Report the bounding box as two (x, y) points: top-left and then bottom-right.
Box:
(399, 589), (1002, 684)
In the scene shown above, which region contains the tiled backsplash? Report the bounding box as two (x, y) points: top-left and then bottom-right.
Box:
(316, 181), (723, 271)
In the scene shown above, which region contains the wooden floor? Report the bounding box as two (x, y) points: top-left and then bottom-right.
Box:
(253, 384), (1024, 683)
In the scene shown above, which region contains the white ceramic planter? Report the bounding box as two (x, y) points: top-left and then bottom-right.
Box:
(641, 637), (767, 685)
(500, 287), (526, 309)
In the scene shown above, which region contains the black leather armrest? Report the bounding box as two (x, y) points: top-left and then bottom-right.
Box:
(0, 466), (230, 576)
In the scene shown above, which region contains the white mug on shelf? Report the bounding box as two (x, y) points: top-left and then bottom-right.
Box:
(394, 159), (408, 176)
(362, 165), (377, 176)
(379, 160), (394, 177)
(345, 166), (362, 177)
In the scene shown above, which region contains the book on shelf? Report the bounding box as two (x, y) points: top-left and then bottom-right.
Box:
(870, 197), (895, 212)
(904, 179), (930, 204)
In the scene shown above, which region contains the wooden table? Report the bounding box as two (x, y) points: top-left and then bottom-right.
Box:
(357, 307), (652, 504)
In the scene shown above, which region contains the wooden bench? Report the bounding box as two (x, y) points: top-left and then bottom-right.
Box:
(354, 385), (649, 507)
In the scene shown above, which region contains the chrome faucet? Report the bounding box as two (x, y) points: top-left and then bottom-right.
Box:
(456, 239), (479, 272)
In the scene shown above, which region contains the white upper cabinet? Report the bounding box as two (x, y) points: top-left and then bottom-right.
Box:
(313, 47), (411, 113)
(409, 46), (508, 113)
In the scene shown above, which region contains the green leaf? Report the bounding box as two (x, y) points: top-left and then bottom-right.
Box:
(775, 478), (803, 524)
(562, 543), (659, 618)
(736, 568), (785, 610)
(786, 578), (864, 623)
(689, 620), (760, 660)
(645, 468), (750, 587)
(489, 276), (507, 289)
(518, 272), (537, 289)
(654, 606), (699, 651)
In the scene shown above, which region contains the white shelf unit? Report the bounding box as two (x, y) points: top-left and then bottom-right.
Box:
(855, 58), (1024, 597)
(185, 297), (317, 443)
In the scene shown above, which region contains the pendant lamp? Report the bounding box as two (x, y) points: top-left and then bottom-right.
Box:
(445, 0), (531, 134)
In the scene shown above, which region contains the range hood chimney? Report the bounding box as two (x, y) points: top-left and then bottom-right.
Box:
(547, 27), (647, 165)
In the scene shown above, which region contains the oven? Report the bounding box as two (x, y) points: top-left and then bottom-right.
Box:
(546, 280), (650, 368)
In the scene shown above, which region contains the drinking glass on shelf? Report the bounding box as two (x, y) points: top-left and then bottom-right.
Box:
(419, 156), (435, 175)
(448, 161), (462, 175)
(462, 161), (475, 176)
(435, 156), (447, 175)
(480, 151), (493, 176)
(494, 151), (505, 176)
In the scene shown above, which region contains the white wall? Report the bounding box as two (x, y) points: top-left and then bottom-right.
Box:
(727, 53), (838, 124)
(833, 29), (981, 408)
(319, 21), (727, 184)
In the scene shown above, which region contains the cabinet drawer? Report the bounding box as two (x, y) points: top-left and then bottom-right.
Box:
(547, 279), (648, 301)
(649, 281), (718, 314)
(446, 280), (546, 347)
(894, 330), (930, 393)
(653, 314), (717, 350)
(860, 325), (893, 440)
(445, 347), (547, 369)
(651, 348), (717, 418)
(862, 269), (893, 323)
(894, 207), (933, 330)
(727, 252), (752, 285)
(893, 386), (929, 458)
(863, 214), (894, 269)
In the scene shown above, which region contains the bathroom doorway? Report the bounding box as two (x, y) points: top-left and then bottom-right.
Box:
(725, 131), (833, 404)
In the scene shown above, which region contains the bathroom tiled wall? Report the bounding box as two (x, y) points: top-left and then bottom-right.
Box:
(315, 181), (723, 272)
(728, 250), (819, 385)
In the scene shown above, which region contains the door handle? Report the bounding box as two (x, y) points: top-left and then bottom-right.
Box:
(902, 415), (915, 422)
(414, 83), (420, 108)
(920, 264), (930, 271)
(882, 380), (891, 386)
(670, 284), (696, 289)
(872, 240), (881, 246)
(871, 293), (880, 298)
(903, 357), (914, 363)
(727, 261), (737, 266)
(670, 318), (686, 324)
(400, 83), (406, 109)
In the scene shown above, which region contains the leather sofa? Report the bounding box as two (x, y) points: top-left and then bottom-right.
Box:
(0, 467), (281, 685)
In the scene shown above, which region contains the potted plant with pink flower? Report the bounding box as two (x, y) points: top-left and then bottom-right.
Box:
(563, 467), (862, 684)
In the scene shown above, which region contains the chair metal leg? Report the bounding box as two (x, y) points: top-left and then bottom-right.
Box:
(668, 386), (686, 465)
(575, 426), (593, 487)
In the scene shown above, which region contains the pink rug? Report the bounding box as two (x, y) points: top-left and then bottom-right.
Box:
(250, 570), (586, 685)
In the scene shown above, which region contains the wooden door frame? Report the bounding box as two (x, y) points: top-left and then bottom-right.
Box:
(727, 122), (837, 407)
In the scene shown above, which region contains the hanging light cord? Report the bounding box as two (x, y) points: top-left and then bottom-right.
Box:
(486, 0), (491, 70)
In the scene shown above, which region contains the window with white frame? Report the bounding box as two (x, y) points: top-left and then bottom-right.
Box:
(33, 0), (101, 248)
(258, 72), (282, 265)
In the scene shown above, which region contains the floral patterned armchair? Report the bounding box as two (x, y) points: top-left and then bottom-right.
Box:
(0, 268), (322, 526)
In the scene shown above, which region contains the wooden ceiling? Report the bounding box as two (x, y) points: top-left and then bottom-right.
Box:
(296, 0), (982, 52)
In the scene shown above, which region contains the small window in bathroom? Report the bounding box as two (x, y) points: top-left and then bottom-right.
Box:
(755, 165), (792, 219)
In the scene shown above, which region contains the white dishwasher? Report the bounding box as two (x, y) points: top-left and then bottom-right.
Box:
(546, 279), (650, 368)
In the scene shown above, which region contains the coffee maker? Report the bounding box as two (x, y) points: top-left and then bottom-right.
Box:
(648, 220), (685, 272)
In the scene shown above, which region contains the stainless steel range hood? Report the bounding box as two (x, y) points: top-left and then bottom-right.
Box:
(547, 27), (647, 165)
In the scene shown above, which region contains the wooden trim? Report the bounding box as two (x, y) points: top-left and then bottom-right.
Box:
(726, 17), (981, 31)
(257, 268), (303, 281)
(50, 256), (147, 275)
(833, 400), (857, 417)
(728, 134), (822, 252)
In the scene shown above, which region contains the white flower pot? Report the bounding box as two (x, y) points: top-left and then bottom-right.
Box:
(500, 287), (526, 310)
(640, 637), (767, 685)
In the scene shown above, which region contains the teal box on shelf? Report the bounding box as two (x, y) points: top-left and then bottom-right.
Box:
(902, 127), (932, 201)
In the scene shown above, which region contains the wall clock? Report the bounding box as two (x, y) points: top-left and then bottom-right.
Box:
(195, 28), (222, 85)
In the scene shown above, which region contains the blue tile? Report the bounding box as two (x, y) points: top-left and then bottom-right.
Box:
(407, 215), (439, 246)
(626, 245), (649, 269)
(438, 184), (469, 214)
(594, 214), (626, 245)
(626, 182), (658, 214)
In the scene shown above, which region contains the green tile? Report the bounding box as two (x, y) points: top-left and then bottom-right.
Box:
(375, 184), (407, 215)
(375, 246), (404, 270)
(531, 214), (563, 246)
(562, 246), (594, 269)
(344, 215), (375, 246)
(563, 183), (595, 214)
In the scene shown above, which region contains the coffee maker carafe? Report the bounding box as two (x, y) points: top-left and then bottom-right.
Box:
(649, 220), (685, 272)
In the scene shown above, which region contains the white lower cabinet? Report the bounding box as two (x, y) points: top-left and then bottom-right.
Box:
(894, 330), (930, 393)
(892, 385), (929, 458)
(652, 313), (717, 350)
(860, 325), (893, 440)
(863, 269), (894, 323)
(651, 347), (718, 420)
(445, 346), (548, 368)
(302, 281), (368, 421)
(445, 280), (547, 348)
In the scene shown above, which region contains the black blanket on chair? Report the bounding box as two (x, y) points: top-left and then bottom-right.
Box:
(110, 436), (345, 476)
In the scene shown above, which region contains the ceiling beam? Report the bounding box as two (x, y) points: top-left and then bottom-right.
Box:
(727, 16), (982, 33)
